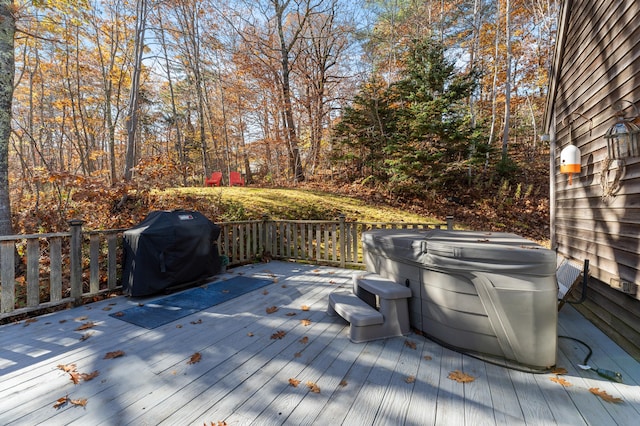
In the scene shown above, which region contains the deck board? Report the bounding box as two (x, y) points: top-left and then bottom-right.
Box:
(0, 261), (638, 425)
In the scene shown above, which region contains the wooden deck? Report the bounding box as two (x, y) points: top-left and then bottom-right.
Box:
(0, 261), (638, 425)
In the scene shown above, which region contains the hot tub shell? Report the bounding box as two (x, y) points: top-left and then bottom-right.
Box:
(362, 229), (558, 369)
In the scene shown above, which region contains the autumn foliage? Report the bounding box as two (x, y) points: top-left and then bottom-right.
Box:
(6, 0), (553, 244)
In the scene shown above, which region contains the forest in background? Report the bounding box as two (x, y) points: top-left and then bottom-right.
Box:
(5, 0), (557, 237)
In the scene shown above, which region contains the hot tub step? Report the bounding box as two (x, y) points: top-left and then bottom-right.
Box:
(328, 273), (411, 343)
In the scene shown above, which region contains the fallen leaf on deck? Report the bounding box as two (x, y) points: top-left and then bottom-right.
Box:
(285, 312), (297, 317)
(190, 319), (203, 325)
(448, 370), (475, 383)
(266, 306), (279, 314)
(339, 380), (348, 387)
(289, 378), (301, 387)
(79, 332), (94, 341)
(273, 278), (279, 283)
(589, 388), (623, 403)
(329, 280), (336, 284)
(301, 305), (310, 311)
(551, 367), (568, 375)
(300, 319), (312, 326)
(113, 312), (124, 317)
(53, 395), (69, 409)
(294, 352), (302, 358)
(23, 318), (38, 326)
(70, 398), (88, 407)
(102, 307), (112, 311)
(247, 332), (254, 337)
(271, 330), (286, 339)
(404, 340), (417, 350)
(262, 289), (269, 295)
(69, 371), (82, 385)
(299, 336), (309, 344)
(188, 352), (202, 364)
(281, 284), (287, 288)
(57, 364), (77, 373)
(81, 371), (100, 381)
(306, 381), (321, 393)
(313, 269), (320, 273)
(423, 355), (432, 361)
(405, 375), (416, 383)
(59, 319), (67, 323)
(75, 322), (96, 331)
(75, 316), (88, 321)
(550, 376), (572, 387)
(176, 324), (183, 328)
(104, 350), (125, 359)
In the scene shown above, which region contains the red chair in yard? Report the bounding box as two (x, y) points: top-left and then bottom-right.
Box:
(229, 171), (245, 186)
(205, 171), (223, 187)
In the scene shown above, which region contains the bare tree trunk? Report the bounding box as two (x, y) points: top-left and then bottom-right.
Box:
(501, 0), (512, 162)
(89, 4), (127, 186)
(488, 0), (500, 147)
(272, 0), (305, 183)
(124, 0), (147, 181)
(156, 14), (187, 185)
(0, 0), (15, 235)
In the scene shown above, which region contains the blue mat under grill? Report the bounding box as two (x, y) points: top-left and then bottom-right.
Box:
(110, 276), (273, 329)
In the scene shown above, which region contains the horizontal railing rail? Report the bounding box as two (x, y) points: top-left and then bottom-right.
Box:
(0, 216), (452, 320)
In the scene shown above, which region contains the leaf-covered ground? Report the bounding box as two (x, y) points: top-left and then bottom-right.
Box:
(13, 149), (549, 246)
(13, 182), (549, 245)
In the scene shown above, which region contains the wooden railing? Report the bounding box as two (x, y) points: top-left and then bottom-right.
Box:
(220, 215), (454, 267)
(0, 216), (452, 320)
(0, 220), (124, 320)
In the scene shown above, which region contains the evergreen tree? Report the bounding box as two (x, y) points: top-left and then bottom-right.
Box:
(333, 38), (487, 193)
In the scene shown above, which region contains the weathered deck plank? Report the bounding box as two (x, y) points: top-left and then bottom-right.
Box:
(0, 261), (638, 426)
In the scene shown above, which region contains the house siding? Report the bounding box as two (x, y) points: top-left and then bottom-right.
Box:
(548, 0), (640, 360)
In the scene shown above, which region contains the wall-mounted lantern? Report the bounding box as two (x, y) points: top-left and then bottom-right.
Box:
(604, 100), (640, 160)
(601, 100), (639, 199)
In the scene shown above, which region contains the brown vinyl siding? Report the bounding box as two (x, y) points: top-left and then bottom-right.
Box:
(548, 0), (640, 360)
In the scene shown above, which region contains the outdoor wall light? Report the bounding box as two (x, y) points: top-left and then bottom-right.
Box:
(561, 112), (591, 185)
(601, 100), (639, 199)
(604, 100), (640, 160)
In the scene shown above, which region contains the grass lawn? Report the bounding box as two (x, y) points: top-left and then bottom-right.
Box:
(157, 187), (446, 225)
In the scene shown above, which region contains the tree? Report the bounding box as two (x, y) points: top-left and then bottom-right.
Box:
(334, 38), (482, 193)
(123, 0), (148, 181)
(501, 0), (512, 162)
(386, 38), (481, 190)
(0, 0), (15, 235)
(332, 76), (397, 180)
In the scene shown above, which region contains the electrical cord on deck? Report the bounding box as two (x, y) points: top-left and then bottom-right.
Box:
(420, 332), (554, 375)
(558, 335), (623, 383)
(419, 332), (622, 382)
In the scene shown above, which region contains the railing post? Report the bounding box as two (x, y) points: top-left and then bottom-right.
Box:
(446, 215), (454, 230)
(338, 214), (346, 268)
(262, 214), (270, 255)
(69, 219), (84, 305)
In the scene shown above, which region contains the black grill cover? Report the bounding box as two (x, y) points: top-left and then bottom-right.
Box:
(122, 210), (221, 296)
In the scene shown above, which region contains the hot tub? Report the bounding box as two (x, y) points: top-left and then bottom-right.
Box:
(362, 229), (557, 369)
